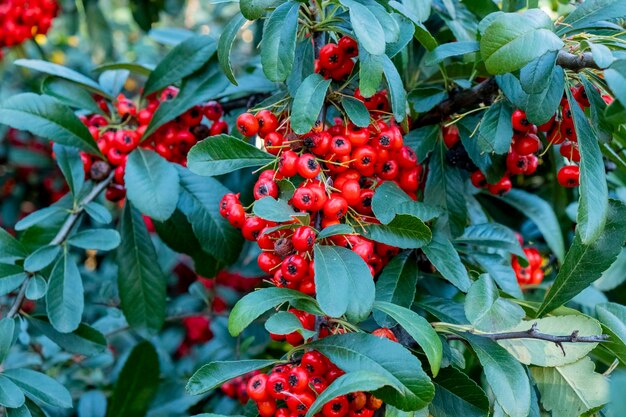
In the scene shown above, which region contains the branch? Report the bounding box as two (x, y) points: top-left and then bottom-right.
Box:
(5, 171), (114, 319)
(556, 50), (600, 71)
(220, 93), (272, 114)
(446, 323), (608, 356)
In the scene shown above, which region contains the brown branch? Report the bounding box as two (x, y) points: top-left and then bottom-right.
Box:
(5, 171), (114, 319)
(556, 50), (600, 71)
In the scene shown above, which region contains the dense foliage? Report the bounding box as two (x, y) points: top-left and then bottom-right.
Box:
(1, 0), (626, 416)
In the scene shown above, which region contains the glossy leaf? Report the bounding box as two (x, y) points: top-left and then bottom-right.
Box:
(218, 13), (247, 85)
(261, 2), (300, 82)
(0, 376), (25, 408)
(374, 251), (418, 326)
(364, 214), (431, 249)
(265, 311), (316, 340)
(424, 41), (479, 66)
(15, 59), (108, 97)
(46, 250), (84, 333)
(382, 55), (407, 122)
(0, 318), (15, 363)
(342, 97), (371, 127)
(24, 244), (60, 273)
(253, 197), (302, 222)
(68, 229), (121, 251)
(28, 316), (107, 356)
(423, 229), (471, 292)
(188, 135), (274, 176)
(477, 101), (514, 154)
(291, 74), (332, 134)
(429, 367), (489, 417)
(187, 360), (278, 395)
(519, 50), (557, 94)
(53, 144), (85, 198)
(340, 0), (385, 55)
(0, 228), (27, 263)
(4, 368), (72, 408)
(455, 223), (525, 257)
(464, 274), (524, 332)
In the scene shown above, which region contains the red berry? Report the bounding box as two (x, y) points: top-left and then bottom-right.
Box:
(242, 216), (267, 241)
(293, 187), (316, 211)
(257, 400), (277, 417)
(226, 204), (246, 228)
(470, 171), (487, 188)
(297, 154), (321, 179)
(257, 252), (282, 274)
(236, 112), (259, 136)
(281, 254), (308, 282)
(279, 150), (299, 177)
(301, 351), (328, 376)
(319, 43), (346, 70)
(330, 135), (352, 156)
(247, 374), (269, 402)
(323, 195), (349, 219)
(371, 327), (398, 342)
(322, 395), (350, 417)
(287, 366), (309, 393)
(292, 226), (316, 252)
(204, 101), (223, 121)
(557, 165), (580, 188)
(338, 36), (358, 58)
(512, 134), (540, 156)
(560, 141), (580, 162)
(256, 110), (279, 137)
(511, 109), (532, 132)
(487, 176), (512, 196)
(254, 179), (279, 200)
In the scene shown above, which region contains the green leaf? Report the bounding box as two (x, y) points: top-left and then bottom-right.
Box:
(291, 74), (332, 135)
(385, 15), (415, 58)
(0, 376), (25, 408)
(596, 302), (626, 365)
(228, 287), (320, 336)
(559, 0), (626, 34)
(0, 228), (27, 263)
(240, 0), (282, 20)
(0, 93), (101, 156)
(68, 229), (121, 251)
(424, 41), (479, 66)
(3, 368), (72, 408)
(143, 35), (217, 96)
(0, 264), (27, 296)
(218, 13), (247, 85)
(261, 1), (300, 82)
(0, 317), (15, 363)
(313, 245), (375, 322)
(306, 371), (393, 417)
(177, 167), (244, 263)
(365, 214), (431, 249)
(84, 202), (112, 224)
(371, 181), (413, 224)
(342, 97), (371, 128)
(408, 87), (447, 113)
(477, 101), (514, 154)
(422, 229), (472, 292)
(566, 88), (609, 244)
(98, 69), (129, 98)
(480, 10), (563, 74)
(28, 316), (107, 356)
(388, 2), (437, 51)
(498, 315), (602, 367)
(537, 200), (626, 316)
(187, 360), (278, 395)
(358, 50), (384, 97)
(595, 248), (626, 291)
(317, 224), (355, 239)
(93, 62), (154, 76)
(374, 301), (442, 376)
(463, 335), (530, 417)
(382, 55), (407, 122)
(500, 189), (565, 263)
(265, 311), (316, 340)
(253, 197), (303, 222)
(472, 253), (521, 298)
(456, 223), (525, 257)
(106, 341), (160, 417)
(531, 357), (608, 417)
(24, 244), (60, 273)
(374, 251), (419, 326)
(46, 251), (84, 333)
(124, 148), (180, 221)
(465, 274), (524, 332)
(188, 135), (274, 176)
(117, 203), (167, 335)
(340, 0), (385, 55)
(25, 275), (46, 300)
(429, 367), (489, 417)
(53, 144), (85, 198)
(143, 66), (230, 138)
(287, 40), (315, 96)
(357, 0), (399, 44)
(15, 59), (109, 97)
(42, 78), (104, 115)
(307, 334), (435, 411)
(519, 50), (557, 94)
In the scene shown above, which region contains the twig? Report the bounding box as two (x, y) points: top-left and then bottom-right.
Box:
(5, 172), (114, 319)
(220, 93), (271, 114)
(556, 50), (600, 71)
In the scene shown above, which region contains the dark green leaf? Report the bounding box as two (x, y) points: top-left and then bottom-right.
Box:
(537, 200), (626, 316)
(500, 189), (565, 262)
(0, 317), (15, 363)
(408, 87), (447, 113)
(240, 0), (282, 20)
(15, 59), (108, 97)
(117, 203), (167, 335)
(307, 334), (435, 411)
(42, 78), (104, 115)
(0, 228), (27, 263)
(218, 13), (247, 85)
(265, 311), (316, 340)
(84, 202), (112, 224)
(28, 316), (106, 356)
(385, 15), (415, 58)
(340, 0), (385, 55)
(187, 360), (278, 395)
(0, 264), (27, 296)
(253, 197), (303, 222)
(472, 253), (521, 298)
(358, 50), (384, 97)
(124, 148), (179, 221)
(477, 101), (514, 154)
(144, 35), (217, 96)
(429, 367), (489, 417)
(382, 55), (407, 122)
(463, 335), (530, 417)
(0, 376), (25, 408)
(314, 245), (375, 322)
(291, 74), (332, 134)
(0, 93), (101, 156)
(317, 224), (355, 240)
(342, 97), (371, 127)
(53, 144), (85, 198)
(364, 214), (431, 249)
(480, 10), (563, 74)
(98, 69), (129, 97)
(559, 0), (626, 34)
(106, 341), (160, 417)
(287, 40), (315, 96)
(566, 88), (609, 244)
(424, 41), (479, 66)
(188, 135), (274, 176)
(423, 229), (471, 292)
(465, 274), (524, 331)
(177, 167), (244, 263)
(24, 244), (61, 272)
(519, 50), (557, 94)
(68, 229), (121, 251)
(46, 250), (83, 333)
(25, 275), (46, 300)
(93, 62), (154, 76)
(374, 301), (442, 376)
(261, 2), (300, 82)
(4, 368), (72, 408)
(229, 287), (320, 336)
(307, 371), (392, 417)
(374, 251), (419, 326)
(455, 223), (525, 257)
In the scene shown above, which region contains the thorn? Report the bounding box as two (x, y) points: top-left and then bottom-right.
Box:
(556, 342), (566, 356)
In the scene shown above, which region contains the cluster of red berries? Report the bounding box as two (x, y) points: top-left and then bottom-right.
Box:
(246, 351), (382, 417)
(0, 0), (58, 56)
(315, 36), (358, 81)
(222, 370), (259, 404)
(78, 88), (228, 202)
(220, 93), (422, 297)
(513, 247), (544, 286)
